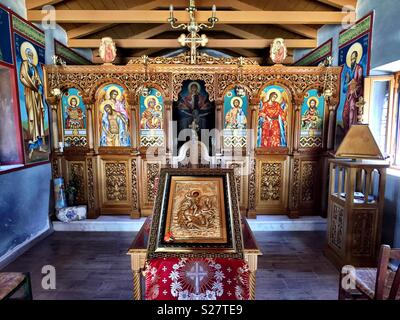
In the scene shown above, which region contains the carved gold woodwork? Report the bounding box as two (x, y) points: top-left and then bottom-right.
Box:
(248, 158), (257, 218)
(173, 72), (215, 101)
(329, 203), (345, 252)
(52, 155), (61, 179)
(222, 158), (250, 214)
(86, 157), (96, 214)
(105, 162), (128, 202)
(131, 158), (139, 217)
(140, 158), (163, 216)
(43, 59), (342, 218)
(66, 161), (87, 204)
(290, 158), (300, 212)
(352, 209), (375, 256)
(260, 163), (282, 201)
(289, 156), (322, 217)
(127, 53), (259, 66)
(256, 156), (289, 214)
(99, 156), (133, 214)
(301, 161), (317, 203)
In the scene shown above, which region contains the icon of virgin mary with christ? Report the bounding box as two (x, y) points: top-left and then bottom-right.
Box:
(258, 87), (289, 148)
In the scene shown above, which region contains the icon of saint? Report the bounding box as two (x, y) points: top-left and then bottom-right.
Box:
(65, 96), (85, 129)
(100, 103), (130, 146)
(19, 41), (47, 158)
(301, 98), (322, 136)
(258, 90), (288, 148)
(225, 97), (247, 129)
(342, 42), (364, 133)
(140, 95), (163, 130)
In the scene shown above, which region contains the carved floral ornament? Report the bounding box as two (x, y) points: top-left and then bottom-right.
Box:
(44, 63), (342, 112)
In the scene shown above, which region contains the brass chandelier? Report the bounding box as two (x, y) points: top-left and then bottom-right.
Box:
(168, 0), (218, 64)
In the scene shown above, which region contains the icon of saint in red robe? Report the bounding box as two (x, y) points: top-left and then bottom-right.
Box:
(258, 90), (288, 148)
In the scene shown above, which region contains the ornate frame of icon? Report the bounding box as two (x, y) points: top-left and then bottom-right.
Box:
(147, 168), (244, 259)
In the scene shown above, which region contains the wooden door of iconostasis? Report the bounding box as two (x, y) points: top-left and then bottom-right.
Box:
(254, 84), (293, 215)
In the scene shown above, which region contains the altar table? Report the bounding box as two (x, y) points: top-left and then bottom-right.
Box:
(127, 216), (262, 300)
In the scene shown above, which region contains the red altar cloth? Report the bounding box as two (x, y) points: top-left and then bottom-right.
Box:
(144, 258), (250, 300)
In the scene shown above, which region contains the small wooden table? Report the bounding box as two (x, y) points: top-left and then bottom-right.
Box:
(127, 216), (262, 300)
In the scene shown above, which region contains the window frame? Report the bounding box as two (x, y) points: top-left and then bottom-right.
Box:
(364, 75), (398, 167)
(391, 73), (400, 169)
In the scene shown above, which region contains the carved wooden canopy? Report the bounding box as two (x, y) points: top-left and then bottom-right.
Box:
(44, 59), (342, 108)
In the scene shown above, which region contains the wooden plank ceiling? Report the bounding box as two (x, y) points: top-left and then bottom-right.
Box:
(26, 0), (357, 65)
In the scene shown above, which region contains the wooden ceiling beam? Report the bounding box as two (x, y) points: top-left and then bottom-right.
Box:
(68, 38), (317, 49)
(228, 47), (261, 57)
(129, 24), (171, 39)
(28, 10), (354, 24)
(67, 23), (116, 39)
(130, 48), (164, 57)
(316, 0), (357, 9)
(26, 0), (64, 10)
(67, 0), (174, 39)
(68, 1), (228, 39)
(278, 25), (318, 39)
(213, 25), (263, 39)
(228, 0), (317, 38)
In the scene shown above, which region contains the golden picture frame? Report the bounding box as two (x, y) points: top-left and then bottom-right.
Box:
(165, 176), (227, 244)
(147, 168), (244, 259)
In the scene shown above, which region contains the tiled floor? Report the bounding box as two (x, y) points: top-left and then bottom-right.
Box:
(1, 231), (339, 300)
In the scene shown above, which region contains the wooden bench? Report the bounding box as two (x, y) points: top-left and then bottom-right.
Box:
(0, 272), (32, 300)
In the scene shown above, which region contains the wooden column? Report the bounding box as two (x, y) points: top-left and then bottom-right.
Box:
(164, 100), (173, 156)
(51, 106), (59, 151)
(132, 270), (142, 300)
(245, 252), (259, 300)
(128, 94), (139, 150)
(247, 100), (259, 219)
(215, 99), (223, 157)
(288, 97), (303, 219)
(326, 96), (339, 151)
(47, 96), (60, 151)
(85, 102), (94, 150)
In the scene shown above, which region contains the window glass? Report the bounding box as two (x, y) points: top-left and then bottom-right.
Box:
(369, 80), (390, 154)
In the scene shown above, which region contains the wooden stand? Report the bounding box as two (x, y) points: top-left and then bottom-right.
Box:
(127, 217), (261, 300)
(325, 159), (389, 269)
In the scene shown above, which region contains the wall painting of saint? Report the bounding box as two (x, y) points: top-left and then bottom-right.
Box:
(223, 89), (248, 148)
(61, 88), (87, 147)
(335, 12), (372, 147)
(173, 80), (215, 153)
(257, 85), (290, 149)
(97, 84), (131, 147)
(300, 89), (325, 148)
(14, 33), (50, 163)
(139, 88), (164, 147)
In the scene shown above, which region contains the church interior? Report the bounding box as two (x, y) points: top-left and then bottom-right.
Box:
(0, 0), (400, 301)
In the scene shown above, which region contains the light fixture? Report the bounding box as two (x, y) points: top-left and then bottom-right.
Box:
(168, 0), (218, 64)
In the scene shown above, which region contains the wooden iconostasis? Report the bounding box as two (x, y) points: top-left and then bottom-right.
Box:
(43, 56), (342, 219)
